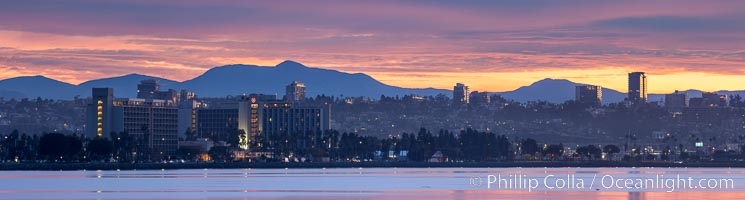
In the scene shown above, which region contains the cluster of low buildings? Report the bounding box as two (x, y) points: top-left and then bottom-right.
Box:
(0, 98), (86, 134)
(573, 72), (738, 126)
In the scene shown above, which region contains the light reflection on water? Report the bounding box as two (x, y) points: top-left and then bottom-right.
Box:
(0, 167), (742, 199)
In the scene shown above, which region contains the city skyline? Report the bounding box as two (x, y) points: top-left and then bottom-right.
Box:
(3, 60), (745, 102)
(1, 1), (745, 93)
(2, 2), (745, 199)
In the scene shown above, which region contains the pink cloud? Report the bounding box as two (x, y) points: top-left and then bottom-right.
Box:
(1, 1), (745, 92)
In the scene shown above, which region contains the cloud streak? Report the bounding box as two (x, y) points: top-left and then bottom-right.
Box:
(0, 0), (745, 93)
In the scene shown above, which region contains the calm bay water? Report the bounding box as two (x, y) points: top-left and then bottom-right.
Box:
(0, 167), (744, 199)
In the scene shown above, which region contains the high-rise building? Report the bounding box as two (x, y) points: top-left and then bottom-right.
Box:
(683, 92), (729, 125)
(240, 95), (330, 150)
(111, 98), (179, 157)
(176, 89), (199, 139)
(664, 90), (688, 112)
(252, 101), (329, 150)
(88, 88), (114, 138)
(453, 83), (469, 105)
(178, 103), (198, 139)
(86, 88), (179, 158)
(689, 92), (727, 108)
(575, 85), (602, 106)
(285, 81), (306, 102)
(154, 89), (179, 103)
(196, 94), (330, 151)
(137, 79), (184, 103)
(628, 72), (647, 103)
(469, 91), (490, 108)
(137, 79), (160, 100)
(179, 90), (196, 101)
(196, 103), (239, 140)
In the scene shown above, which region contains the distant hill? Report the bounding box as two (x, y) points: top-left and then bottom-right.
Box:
(75, 73), (179, 98)
(0, 90), (27, 99)
(492, 78), (734, 104)
(495, 78), (628, 104)
(176, 61), (448, 98)
(0, 61), (448, 99)
(0, 75), (76, 99)
(1, 61), (743, 103)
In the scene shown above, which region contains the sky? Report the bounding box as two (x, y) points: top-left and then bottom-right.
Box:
(1, 0), (745, 93)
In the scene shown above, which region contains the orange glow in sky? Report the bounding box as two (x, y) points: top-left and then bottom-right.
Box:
(1, 1), (745, 93)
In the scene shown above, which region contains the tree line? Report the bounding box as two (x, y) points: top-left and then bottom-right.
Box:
(3, 127), (743, 163)
(203, 128), (514, 162)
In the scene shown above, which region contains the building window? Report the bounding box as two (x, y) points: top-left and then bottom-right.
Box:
(97, 100), (103, 137)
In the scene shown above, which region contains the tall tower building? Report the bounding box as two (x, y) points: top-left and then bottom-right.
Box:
(137, 79), (160, 100)
(664, 90), (688, 112)
(197, 94), (329, 151)
(575, 85), (602, 106)
(469, 91), (490, 108)
(86, 88), (179, 158)
(285, 81), (306, 102)
(453, 83), (469, 105)
(112, 98), (179, 157)
(628, 72), (647, 103)
(87, 88), (114, 138)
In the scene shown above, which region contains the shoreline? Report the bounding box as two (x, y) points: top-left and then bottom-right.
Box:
(1, 161), (744, 171)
